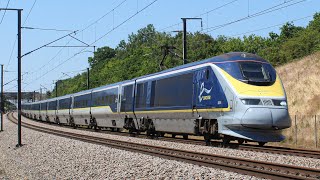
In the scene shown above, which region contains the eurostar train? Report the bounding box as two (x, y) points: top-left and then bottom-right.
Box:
(22, 52), (291, 146)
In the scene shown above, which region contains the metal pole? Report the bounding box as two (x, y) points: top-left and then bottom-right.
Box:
(55, 81), (58, 97)
(295, 115), (297, 146)
(180, 18), (201, 65)
(40, 87), (42, 101)
(87, 68), (90, 90)
(315, 115), (318, 148)
(182, 18), (187, 64)
(1, 64), (4, 131)
(17, 9), (22, 147)
(33, 91), (35, 102)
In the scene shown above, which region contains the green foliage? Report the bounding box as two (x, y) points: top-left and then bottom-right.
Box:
(88, 46), (116, 68)
(49, 13), (320, 97)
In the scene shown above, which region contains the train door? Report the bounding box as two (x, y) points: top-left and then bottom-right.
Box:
(120, 82), (139, 131)
(70, 95), (74, 116)
(69, 96), (72, 116)
(56, 99), (60, 117)
(193, 66), (228, 115)
(120, 83), (134, 113)
(54, 100), (58, 118)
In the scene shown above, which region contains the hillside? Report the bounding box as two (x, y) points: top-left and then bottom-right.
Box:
(276, 51), (320, 116)
(276, 52), (320, 148)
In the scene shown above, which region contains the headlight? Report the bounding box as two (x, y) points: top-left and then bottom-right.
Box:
(272, 100), (287, 106)
(280, 101), (287, 106)
(240, 99), (262, 105)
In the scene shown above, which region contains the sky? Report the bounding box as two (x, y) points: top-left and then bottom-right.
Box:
(0, 0), (319, 93)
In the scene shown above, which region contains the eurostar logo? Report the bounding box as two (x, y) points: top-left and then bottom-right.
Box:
(199, 82), (213, 102)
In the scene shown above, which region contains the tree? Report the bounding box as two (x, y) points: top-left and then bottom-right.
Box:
(308, 13), (320, 32)
(88, 46), (116, 68)
(280, 22), (304, 41)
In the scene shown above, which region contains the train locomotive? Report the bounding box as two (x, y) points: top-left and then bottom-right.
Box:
(22, 52), (291, 146)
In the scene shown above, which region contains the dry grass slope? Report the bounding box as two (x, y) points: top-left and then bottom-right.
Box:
(276, 52), (320, 148)
(277, 52), (320, 116)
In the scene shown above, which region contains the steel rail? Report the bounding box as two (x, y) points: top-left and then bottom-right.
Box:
(7, 113), (320, 180)
(17, 113), (320, 159)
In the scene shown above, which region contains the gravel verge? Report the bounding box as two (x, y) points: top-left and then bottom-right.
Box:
(1, 114), (259, 179)
(16, 113), (320, 170)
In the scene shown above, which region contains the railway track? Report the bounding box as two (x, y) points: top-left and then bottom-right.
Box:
(15, 113), (320, 159)
(7, 113), (320, 179)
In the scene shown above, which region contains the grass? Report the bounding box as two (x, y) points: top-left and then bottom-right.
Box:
(274, 52), (320, 149)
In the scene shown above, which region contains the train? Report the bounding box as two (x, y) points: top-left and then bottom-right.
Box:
(22, 52), (291, 146)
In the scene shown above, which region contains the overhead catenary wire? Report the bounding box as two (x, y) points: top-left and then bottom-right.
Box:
(81, 0), (128, 32)
(180, 0), (309, 51)
(4, 72), (29, 86)
(5, 37), (17, 71)
(134, 0), (241, 59)
(21, 31), (78, 57)
(91, 0), (158, 45)
(0, 0), (11, 25)
(24, 0), (159, 89)
(25, 0), (129, 81)
(228, 14), (313, 37)
(23, 0), (37, 25)
(22, 26), (74, 32)
(5, 0), (37, 71)
(6, 84), (18, 91)
(203, 0), (306, 33)
(62, 69), (87, 74)
(158, 0), (240, 32)
(142, 0), (307, 61)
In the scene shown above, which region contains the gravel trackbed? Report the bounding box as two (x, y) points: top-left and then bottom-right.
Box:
(0, 115), (260, 179)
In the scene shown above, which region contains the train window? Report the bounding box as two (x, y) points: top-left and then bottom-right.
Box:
(216, 62), (243, 80)
(240, 62), (269, 81)
(206, 69), (210, 80)
(120, 85), (133, 111)
(216, 62), (276, 86)
(92, 88), (118, 107)
(74, 93), (91, 109)
(49, 101), (57, 110)
(36, 103), (40, 110)
(135, 82), (147, 109)
(40, 103), (47, 110)
(152, 73), (193, 107)
(150, 81), (156, 107)
(59, 98), (70, 110)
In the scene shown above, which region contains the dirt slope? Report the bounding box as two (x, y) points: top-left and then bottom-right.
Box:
(276, 52), (320, 116)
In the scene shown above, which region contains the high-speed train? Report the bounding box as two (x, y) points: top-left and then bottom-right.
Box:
(22, 52), (291, 146)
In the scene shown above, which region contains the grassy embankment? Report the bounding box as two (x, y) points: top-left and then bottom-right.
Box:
(276, 51), (320, 148)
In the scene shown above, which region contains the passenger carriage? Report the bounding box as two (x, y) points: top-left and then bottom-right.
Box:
(22, 52), (291, 145)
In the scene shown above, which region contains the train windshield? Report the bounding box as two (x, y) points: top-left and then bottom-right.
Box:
(239, 62), (269, 82)
(216, 61), (276, 86)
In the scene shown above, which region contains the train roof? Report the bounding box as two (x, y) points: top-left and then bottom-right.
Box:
(24, 52), (267, 105)
(137, 52), (267, 79)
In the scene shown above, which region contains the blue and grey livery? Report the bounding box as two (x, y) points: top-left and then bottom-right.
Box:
(22, 52), (291, 146)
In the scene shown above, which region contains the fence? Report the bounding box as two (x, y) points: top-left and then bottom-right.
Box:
(281, 115), (319, 149)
